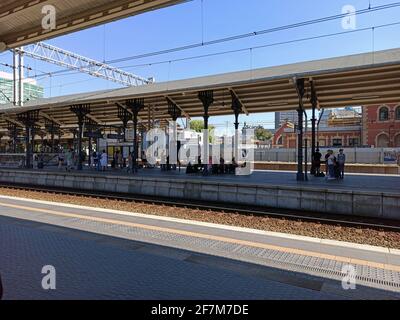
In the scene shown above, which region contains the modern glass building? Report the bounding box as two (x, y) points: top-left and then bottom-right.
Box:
(274, 111), (298, 129)
(0, 71), (44, 105)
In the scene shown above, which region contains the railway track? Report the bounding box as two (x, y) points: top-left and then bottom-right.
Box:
(0, 182), (399, 233)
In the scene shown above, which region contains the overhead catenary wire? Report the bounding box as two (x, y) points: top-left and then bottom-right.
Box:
(22, 1), (400, 80)
(115, 21), (400, 69)
(103, 1), (400, 64)
(33, 19), (400, 90)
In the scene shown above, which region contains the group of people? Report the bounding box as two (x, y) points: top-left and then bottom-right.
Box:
(90, 150), (110, 172)
(58, 149), (109, 172)
(56, 148), (141, 173)
(93, 150), (137, 173)
(186, 156), (239, 175)
(313, 149), (346, 180)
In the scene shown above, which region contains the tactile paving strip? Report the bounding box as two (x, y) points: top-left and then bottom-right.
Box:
(50, 216), (400, 293)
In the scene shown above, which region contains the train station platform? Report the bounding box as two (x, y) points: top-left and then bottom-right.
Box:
(0, 194), (399, 299)
(0, 168), (399, 220)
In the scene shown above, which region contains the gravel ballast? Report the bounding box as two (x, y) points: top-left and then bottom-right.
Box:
(0, 187), (399, 250)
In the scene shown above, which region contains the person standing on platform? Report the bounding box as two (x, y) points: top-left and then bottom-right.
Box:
(65, 149), (73, 172)
(32, 153), (38, 169)
(327, 150), (336, 180)
(92, 151), (97, 170)
(313, 148), (322, 176)
(324, 150), (330, 176)
(127, 152), (133, 173)
(100, 150), (108, 172)
(58, 150), (65, 170)
(118, 150), (123, 169)
(337, 149), (346, 179)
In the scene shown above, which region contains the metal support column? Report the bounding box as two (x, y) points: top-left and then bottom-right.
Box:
(7, 121), (20, 153)
(17, 110), (40, 168)
(310, 80), (318, 175)
(198, 90), (214, 166)
(117, 104), (132, 142)
(167, 97), (182, 166)
(83, 117), (99, 167)
(294, 78), (305, 181)
(231, 91), (243, 162)
(45, 119), (60, 154)
(126, 99), (145, 173)
(70, 104), (91, 171)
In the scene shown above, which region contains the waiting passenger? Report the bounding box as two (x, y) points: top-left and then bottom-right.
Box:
(92, 151), (98, 170)
(127, 152), (133, 173)
(100, 150), (108, 171)
(32, 153), (38, 169)
(229, 157), (238, 174)
(337, 149), (346, 179)
(219, 157), (225, 174)
(324, 150), (330, 176)
(58, 150), (64, 170)
(326, 150), (337, 180)
(313, 148), (323, 177)
(117, 151), (123, 169)
(66, 149), (74, 172)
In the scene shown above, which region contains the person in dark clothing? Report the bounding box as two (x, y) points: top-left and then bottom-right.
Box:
(219, 157), (225, 174)
(337, 149), (346, 179)
(313, 148), (322, 176)
(324, 150), (330, 176)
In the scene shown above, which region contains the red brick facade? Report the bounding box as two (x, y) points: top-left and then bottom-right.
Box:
(362, 104), (400, 147)
(273, 122), (361, 148)
(273, 104), (400, 148)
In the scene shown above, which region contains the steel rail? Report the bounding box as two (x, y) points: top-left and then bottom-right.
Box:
(0, 183), (399, 232)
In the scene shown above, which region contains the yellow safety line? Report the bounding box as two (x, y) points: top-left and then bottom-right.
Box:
(1, 201), (399, 272)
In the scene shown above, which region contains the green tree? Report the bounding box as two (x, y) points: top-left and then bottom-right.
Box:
(189, 120), (215, 143)
(243, 123), (273, 141)
(254, 126), (273, 141)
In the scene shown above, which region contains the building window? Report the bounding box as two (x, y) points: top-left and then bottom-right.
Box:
(396, 106), (400, 120)
(349, 138), (359, 147)
(395, 134), (400, 148)
(332, 139), (342, 147)
(376, 133), (390, 148)
(379, 106), (389, 121)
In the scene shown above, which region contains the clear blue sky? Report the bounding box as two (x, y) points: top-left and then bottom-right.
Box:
(1, 0), (400, 130)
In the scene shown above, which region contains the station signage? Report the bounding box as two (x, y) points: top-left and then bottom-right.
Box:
(84, 132), (103, 139)
(383, 150), (399, 165)
(107, 134), (124, 140)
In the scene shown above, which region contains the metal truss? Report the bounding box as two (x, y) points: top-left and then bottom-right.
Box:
(15, 42), (154, 87)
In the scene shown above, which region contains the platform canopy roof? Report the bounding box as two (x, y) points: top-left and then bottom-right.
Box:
(0, 0), (186, 50)
(1, 47), (400, 130)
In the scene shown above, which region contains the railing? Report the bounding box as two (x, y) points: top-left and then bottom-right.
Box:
(254, 148), (400, 164)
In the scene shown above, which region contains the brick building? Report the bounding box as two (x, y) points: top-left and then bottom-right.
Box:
(273, 108), (362, 148)
(362, 104), (400, 147)
(273, 122), (362, 148)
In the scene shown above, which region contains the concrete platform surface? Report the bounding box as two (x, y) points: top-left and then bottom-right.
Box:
(3, 167), (400, 194)
(0, 195), (399, 300)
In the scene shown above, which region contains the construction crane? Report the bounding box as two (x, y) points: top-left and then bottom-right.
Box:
(14, 42), (154, 87)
